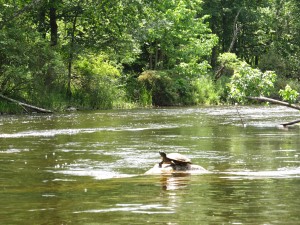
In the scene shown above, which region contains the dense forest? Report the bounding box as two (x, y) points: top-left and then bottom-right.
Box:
(0, 0), (299, 113)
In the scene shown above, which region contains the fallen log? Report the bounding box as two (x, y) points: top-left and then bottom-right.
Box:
(247, 96), (300, 110)
(0, 93), (53, 113)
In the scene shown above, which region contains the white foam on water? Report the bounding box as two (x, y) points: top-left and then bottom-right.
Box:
(54, 169), (135, 180)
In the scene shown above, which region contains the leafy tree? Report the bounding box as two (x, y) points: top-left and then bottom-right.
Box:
(223, 53), (277, 103)
(138, 0), (218, 76)
(258, 0), (300, 79)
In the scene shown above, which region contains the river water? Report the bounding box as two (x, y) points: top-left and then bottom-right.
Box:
(1, 106), (299, 224)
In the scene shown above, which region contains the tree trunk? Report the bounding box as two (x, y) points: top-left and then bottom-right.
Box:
(49, 5), (58, 46)
(154, 41), (159, 70)
(37, 2), (47, 39)
(67, 9), (79, 99)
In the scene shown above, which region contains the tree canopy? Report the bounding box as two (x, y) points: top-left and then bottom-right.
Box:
(0, 0), (299, 112)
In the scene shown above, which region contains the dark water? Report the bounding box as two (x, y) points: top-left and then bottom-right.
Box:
(1, 106), (299, 224)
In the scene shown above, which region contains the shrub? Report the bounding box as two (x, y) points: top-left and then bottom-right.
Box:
(279, 85), (299, 104)
(138, 70), (178, 106)
(72, 54), (121, 109)
(137, 70), (224, 106)
(190, 75), (222, 105)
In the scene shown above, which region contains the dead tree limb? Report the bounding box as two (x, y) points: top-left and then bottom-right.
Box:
(0, 93), (53, 113)
(227, 9), (242, 53)
(247, 96), (300, 110)
(215, 9), (242, 80)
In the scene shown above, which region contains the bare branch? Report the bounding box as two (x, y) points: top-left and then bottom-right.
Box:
(228, 9), (242, 52)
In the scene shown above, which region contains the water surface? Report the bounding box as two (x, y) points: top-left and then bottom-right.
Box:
(1, 106), (299, 224)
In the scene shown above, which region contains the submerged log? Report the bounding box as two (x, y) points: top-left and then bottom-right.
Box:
(281, 119), (300, 127)
(0, 93), (53, 113)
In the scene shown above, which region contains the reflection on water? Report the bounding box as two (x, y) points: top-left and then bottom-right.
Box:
(160, 174), (191, 191)
(0, 106), (300, 224)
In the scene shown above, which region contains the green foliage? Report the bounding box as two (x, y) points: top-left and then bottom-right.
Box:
(138, 70), (177, 106)
(0, 101), (23, 114)
(137, 70), (223, 106)
(2, 0), (300, 112)
(279, 85), (299, 104)
(72, 54), (121, 109)
(139, 0), (218, 77)
(218, 53), (242, 70)
(138, 86), (153, 107)
(190, 76), (222, 105)
(258, 0), (300, 79)
(0, 25), (67, 110)
(225, 54), (277, 103)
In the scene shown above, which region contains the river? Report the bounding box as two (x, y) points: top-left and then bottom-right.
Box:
(1, 106), (299, 224)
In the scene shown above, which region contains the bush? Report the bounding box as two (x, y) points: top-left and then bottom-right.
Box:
(72, 54), (121, 109)
(138, 70), (178, 106)
(190, 76), (222, 105)
(137, 70), (224, 106)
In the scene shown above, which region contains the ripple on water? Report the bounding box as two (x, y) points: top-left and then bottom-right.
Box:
(73, 203), (174, 214)
(0, 148), (30, 154)
(221, 167), (300, 180)
(0, 124), (180, 138)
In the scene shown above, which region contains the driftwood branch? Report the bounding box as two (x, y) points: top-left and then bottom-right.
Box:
(0, 93), (53, 113)
(247, 96), (300, 110)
